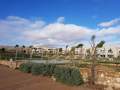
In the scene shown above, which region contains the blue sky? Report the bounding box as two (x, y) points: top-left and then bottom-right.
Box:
(0, 0), (120, 47)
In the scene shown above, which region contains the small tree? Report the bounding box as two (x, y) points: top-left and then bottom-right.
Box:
(29, 45), (33, 60)
(15, 44), (19, 60)
(65, 45), (69, 56)
(22, 45), (26, 59)
(1, 48), (5, 52)
(89, 35), (105, 85)
(0, 48), (6, 59)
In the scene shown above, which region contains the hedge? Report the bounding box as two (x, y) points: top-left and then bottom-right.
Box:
(31, 64), (56, 76)
(19, 63), (84, 85)
(19, 63), (33, 73)
(54, 66), (83, 85)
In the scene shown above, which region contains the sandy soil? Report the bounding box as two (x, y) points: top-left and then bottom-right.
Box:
(0, 65), (103, 90)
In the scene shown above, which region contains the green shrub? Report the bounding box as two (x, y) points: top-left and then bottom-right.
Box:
(44, 64), (56, 76)
(31, 64), (44, 75)
(31, 64), (56, 76)
(54, 66), (84, 85)
(71, 69), (84, 85)
(19, 63), (83, 86)
(19, 63), (32, 73)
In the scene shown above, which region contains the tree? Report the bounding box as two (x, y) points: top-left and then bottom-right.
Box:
(29, 45), (33, 60)
(0, 48), (6, 59)
(65, 45), (69, 56)
(15, 44), (19, 60)
(76, 44), (83, 48)
(1, 48), (5, 52)
(22, 45), (26, 59)
(59, 48), (62, 54)
(89, 35), (105, 85)
(22, 45), (25, 48)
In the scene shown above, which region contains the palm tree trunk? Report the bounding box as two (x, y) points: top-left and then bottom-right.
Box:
(15, 50), (18, 60)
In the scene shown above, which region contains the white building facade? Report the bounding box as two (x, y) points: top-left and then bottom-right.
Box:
(32, 45), (120, 59)
(96, 46), (120, 59)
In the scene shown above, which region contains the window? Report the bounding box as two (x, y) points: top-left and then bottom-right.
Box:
(108, 48), (113, 53)
(100, 55), (105, 58)
(108, 55), (113, 58)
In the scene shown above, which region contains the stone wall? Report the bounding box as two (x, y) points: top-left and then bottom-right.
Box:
(80, 68), (120, 89)
(0, 60), (24, 69)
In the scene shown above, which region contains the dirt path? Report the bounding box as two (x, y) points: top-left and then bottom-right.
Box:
(0, 65), (100, 90)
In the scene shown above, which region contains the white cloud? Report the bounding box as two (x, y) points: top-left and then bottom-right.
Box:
(0, 16), (120, 47)
(23, 23), (94, 44)
(96, 26), (120, 37)
(98, 18), (120, 27)
(57, 17), (65, 23)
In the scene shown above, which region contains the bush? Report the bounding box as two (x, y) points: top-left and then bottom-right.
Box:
(44, 64), (56, 76)
(19, 63), (32, 73)
(71, 69), (84, 85)
(54, 66), (83, 85)
(31, 64), (56, 76)
(19, 63), (84, 86)
(31, 64), (45, 75)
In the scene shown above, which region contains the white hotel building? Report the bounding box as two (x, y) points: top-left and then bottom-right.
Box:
(96, 46), (120, 59)
(32, 45), (120, 59)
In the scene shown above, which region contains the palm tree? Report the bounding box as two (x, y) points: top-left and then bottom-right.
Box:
(76, 44), (83, 48)
(65, 45), (69, 56)
(90, 35), (105, 85)
(22, 45), (25, 49)
(29, 45), (33, 60)
(63, 45), (69, 59)
(22, 45), (26, 59)
(15, 44), (19, 60)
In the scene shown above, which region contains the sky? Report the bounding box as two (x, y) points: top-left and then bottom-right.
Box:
(0, 0), (120, 47)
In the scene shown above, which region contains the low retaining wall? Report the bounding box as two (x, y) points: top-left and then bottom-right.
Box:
(80, 68), (120, 89)
(0, 60), (24, 69)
